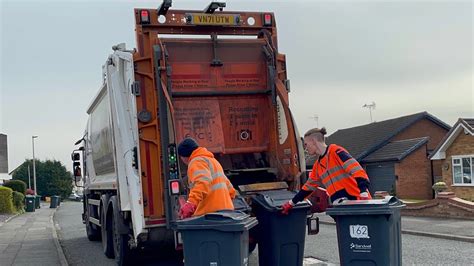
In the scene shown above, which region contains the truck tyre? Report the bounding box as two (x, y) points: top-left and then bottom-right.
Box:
(112, 212), (134, 265)
(101, 199), (115, 258)
(85, 196), (101, 241)
(110, 196), (134, 265)
(86, 216), (101, 241)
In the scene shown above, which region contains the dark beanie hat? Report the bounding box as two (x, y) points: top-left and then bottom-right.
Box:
(177, 138), (199, 157)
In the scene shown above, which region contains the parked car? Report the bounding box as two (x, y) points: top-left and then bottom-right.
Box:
(68, 193), (81, 201)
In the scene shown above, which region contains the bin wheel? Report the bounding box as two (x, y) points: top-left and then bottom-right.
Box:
(101, 202), (115, 258)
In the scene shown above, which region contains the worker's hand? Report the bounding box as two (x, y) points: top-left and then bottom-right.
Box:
(281, 200), (294, 215)
(179, 201), (196, 219)
(359, 192), (370, 200)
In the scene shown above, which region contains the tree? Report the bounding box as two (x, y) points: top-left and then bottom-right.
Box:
(12, 159), (73, 200)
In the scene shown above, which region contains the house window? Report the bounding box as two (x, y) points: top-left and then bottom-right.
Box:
(452, 156), (474, 185)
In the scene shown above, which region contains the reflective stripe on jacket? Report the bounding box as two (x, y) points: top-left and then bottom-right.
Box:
(187, 147), (235, 216)
(302, 144), (371, 201)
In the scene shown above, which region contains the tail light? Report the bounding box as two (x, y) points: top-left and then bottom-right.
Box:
(263, 13), (272, 26)
(170, 180), (180, 195)
(140, 10), (150, 24)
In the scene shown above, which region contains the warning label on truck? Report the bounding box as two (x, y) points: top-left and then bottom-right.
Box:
(223, 78), (262, 89)
(228, 106), (259, 127)
(173, 100), (224, 151)
(172, 79), (211, 90)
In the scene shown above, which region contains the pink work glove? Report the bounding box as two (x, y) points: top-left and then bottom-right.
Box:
(281, 200), (294, 215)
(179, 201), (196, 219)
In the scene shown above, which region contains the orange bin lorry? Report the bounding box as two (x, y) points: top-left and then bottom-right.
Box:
(72, 1), (308, 264)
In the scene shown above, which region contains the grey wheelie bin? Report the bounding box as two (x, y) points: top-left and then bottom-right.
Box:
(176, 210), (258, 266)
(50, 195), (59, 208)
(252, 190), (311, 266)
(25, 195), (35, 212)
(326, 196), (405, 266)
(233, 195), (251, 213)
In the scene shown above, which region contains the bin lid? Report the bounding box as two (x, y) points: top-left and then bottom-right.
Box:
(252, 190), (311, 212)
(176, 210), (258, 232)
(325, 196), (405, 216)
(233, 195), (251, 212)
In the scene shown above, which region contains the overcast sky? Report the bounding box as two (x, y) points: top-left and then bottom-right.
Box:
(1, 0), (472, 172)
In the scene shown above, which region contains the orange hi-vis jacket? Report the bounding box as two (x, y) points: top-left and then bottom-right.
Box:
(302, 144), (371, 203)
(187, 147), (236, 216)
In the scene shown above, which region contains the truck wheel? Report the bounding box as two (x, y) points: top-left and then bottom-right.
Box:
(86, 218), (101, 241)
(85, 197), (101, 241)
(101, 202), (115, 258)
(112, 214), (134, 266)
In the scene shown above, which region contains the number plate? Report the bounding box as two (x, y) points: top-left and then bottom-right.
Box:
(350, 224), (370, 239)
(187, 13), (240, 26)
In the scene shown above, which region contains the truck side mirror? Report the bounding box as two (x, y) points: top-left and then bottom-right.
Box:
(72, 153), (80, 161)
(74, 166), (82, 180)
(74, 165), (82, 178)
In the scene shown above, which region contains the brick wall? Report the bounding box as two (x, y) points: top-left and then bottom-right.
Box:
(395, 144), (432, 199)
(392, 118), (449, 151)
(442, 132), (474, 201)
(402, 192), (474, 219)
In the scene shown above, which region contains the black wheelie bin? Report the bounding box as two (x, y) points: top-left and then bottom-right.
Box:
(25, 195), (35, 212)
(176, 210), (258, 266)
(50, 195), (59, 208)
(252, 190), (311, 266)
(326, 196), (405, 266)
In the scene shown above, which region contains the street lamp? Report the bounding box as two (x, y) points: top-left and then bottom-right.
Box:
(27, 164), (31, 190)
(32, 135), (38, 196)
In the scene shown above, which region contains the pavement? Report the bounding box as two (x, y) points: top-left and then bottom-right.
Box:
(315, 212), (474, 243)
(1, 201), (472, 266)
(0, 202), (67, 266)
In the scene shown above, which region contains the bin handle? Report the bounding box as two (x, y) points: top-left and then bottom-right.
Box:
(204, 211), (246, 221)
(332, 197), (348, 206)
(383, 196), (401, 205)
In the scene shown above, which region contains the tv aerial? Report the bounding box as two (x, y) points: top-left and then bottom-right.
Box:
(362, 102), (376, 123)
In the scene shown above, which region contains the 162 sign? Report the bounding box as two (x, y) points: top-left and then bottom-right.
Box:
(349, 225), (370, 239)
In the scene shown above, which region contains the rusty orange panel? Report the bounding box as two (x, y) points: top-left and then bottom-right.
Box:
(173, 95), (272, 155)
(173, 98), (225, 152)
(165, 39), (267, 93)
(219, 96), (271, 154)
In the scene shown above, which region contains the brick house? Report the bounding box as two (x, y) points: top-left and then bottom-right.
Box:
(307, 112), (450, 200)
(430, 118), (474, 201)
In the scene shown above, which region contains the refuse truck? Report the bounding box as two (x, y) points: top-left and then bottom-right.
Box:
(71, 1), (310, 264)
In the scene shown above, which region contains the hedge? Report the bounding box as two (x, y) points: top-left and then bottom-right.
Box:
(12, 191), (25, 213)
(0, 186), (14, 214)
(4, 180), (27, 195)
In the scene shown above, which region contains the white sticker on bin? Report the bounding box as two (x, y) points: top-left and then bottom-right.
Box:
(350, 224), (370, 239)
